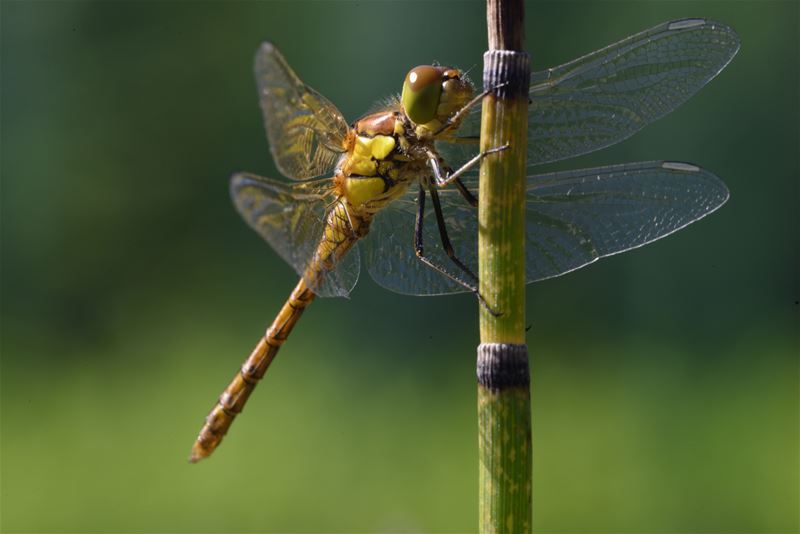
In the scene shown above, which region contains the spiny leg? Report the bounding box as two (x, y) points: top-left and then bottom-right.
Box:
(426, 145), (509, 188)
(427, 185), (479, 284)
(414, 185), (475, 291)
(432, 136), (479, 205)
(414, 185), (499, 315)
(453, 177), (478, 207)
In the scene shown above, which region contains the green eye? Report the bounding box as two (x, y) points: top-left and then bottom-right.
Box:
(401, 65), (443, 125)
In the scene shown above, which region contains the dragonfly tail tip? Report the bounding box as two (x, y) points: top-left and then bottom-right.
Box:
(188, 443), (211, 464)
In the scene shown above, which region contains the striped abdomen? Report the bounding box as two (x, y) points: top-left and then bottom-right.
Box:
(189, 278), (315, 462)
(190, 199), (360, 462)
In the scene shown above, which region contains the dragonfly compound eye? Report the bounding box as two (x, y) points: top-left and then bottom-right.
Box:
(401, 65), (444, 125)
(437, 69), (473, 121)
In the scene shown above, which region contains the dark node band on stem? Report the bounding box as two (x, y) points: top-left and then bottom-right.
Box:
(477, 343), (530, 390)
(482, 51), (530, 101)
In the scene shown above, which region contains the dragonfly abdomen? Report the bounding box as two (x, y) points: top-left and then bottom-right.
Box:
(190, 278), (315, 462)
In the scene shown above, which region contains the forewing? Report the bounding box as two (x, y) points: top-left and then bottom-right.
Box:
(230, 173), (360, 298)
(436, 19), (740, 174)
(255, 43), (350, 180)
(363, 185), (478, 296)
(524, 161), (729, 282)
(527, 18), (740, 166)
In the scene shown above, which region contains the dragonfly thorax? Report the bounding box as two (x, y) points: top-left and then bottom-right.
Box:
(334, 65), (475, 216)
(335, 107), (442, 220)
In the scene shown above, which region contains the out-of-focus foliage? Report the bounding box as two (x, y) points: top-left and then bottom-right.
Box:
(1, 1), (797, 532)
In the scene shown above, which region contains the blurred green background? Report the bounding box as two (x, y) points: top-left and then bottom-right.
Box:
(1, 1), (797, 532)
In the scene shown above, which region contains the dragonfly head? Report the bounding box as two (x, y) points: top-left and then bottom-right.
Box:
(401, 65), (473, 126)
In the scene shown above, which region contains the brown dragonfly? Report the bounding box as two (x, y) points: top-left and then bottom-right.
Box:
(190, 18), (739, 462)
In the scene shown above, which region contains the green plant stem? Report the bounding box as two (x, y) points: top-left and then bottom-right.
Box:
(478, 87), (528, 343)
(477, 0), (531, 532)
(478, 344), (531, 533)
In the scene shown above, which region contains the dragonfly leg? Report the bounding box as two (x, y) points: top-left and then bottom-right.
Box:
(426, 145), (509, 188)
(453, 177), (478, 207)
(414, 185), (500, 316)
(427, 185), (479, 283)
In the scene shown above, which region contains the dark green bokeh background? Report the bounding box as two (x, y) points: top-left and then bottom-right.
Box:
(2, 1), (797, 532)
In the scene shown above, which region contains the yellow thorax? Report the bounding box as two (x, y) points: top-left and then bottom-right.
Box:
(348, 134), (396, 176)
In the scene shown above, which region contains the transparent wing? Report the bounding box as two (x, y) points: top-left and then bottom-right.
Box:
(230, 173), (360, 298)
(522, 161), (729, 281)
(436, 18), (740, 173)
(364, 161), (727, 295)
(527, 18), (740, 166)
(255, 43), (350, 181)
(363, 184), (479, 296)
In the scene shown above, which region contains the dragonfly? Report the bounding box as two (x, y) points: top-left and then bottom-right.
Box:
(190, 18), (740, 462)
